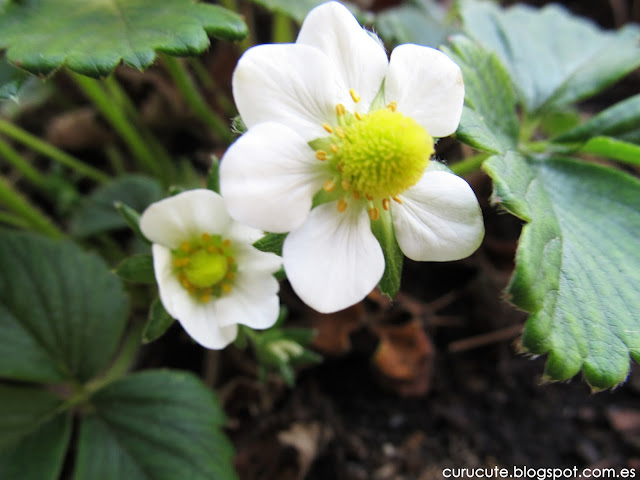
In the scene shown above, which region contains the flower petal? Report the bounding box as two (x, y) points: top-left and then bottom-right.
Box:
(235, 246), (282, 276)
(283, 202), (384, 313)
(216, 271), (280, 330)
(392, 171), (484, 261)
(220, 122), (326, 233)
(151, 245), (238, 349)
(385, 44), (464, 138)
(296, 1), (388, 112)
(140, 189), (232, 249)
(233, 43), (347, 140)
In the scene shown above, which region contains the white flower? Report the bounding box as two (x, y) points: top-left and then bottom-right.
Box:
(139, 189), (282, 349)
(220, 1), (484, 314)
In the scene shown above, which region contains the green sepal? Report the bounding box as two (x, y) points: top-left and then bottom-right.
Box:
(114, 201), (149, 245)
(114, 254), (155, 284)
(253, 232), (287, 256)
(142, 298), (175, 344)
(370, 208), (403, 299)
(206, 156), (221, 194)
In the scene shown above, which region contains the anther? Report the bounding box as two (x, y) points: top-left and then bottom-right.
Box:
(180, 241), (191, 253)
(352, 191), (361, 200)
(382, 198), (391, 211)
(355, 111), (364, 121)
(322, 123), (333, 133)
(341, 179), (351, 191)
(335, 127), (345, 138)
(315, 150), (328, 161)
(206, 245), (216, 253)
(336, 104), (346, 116)
(223, 239), (231, 248)
(387, 101), (397, 112)
(201, 233), (210, 243)
(201, 292), (211, 303)
(368, 207), (380, 221)
(349, 88), (361, 103)
(323, 178), (336, 192)
(221, 283), (232, 294)
(337, 198), (348, 212)
(365, 194), (373, 201)
(330, 143), (339, 154)
(173, 258), (190, 267)
(392, 196), (402, 204)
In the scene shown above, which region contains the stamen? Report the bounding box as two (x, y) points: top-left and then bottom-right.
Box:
(180, 241), (192, 253)
(337, 198), (348, 212)
(336, 104), (346, 116)
(387, 101), (397, 112)
(221, 283), (232, 294)
(323, 178), (336, 192)
(201, 233), (210, 243)
(368, 207), (380, 221)
(335, 127), (345, 138)
(322, 123), (333, 134)
(227, 256), (235, 265)
(330, 143), (339, 154)
(352, 191), (361, 200)
(341, 179), (351, 191)
(222, 239), (231, 248)
(382, 198), (391, 211)
(349, 88), (361, 103)
(365, 194), (373, 201)
(355, 111), (364, 121)
(392, 196), (402, 204)
(337, 163), (343, 172)
(173, 257), (190, 267)
(201, 291), (212, 303)
(315, 150), (328, 161)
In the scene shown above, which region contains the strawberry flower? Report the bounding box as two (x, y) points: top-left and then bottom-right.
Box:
(220, 1), (484, 313)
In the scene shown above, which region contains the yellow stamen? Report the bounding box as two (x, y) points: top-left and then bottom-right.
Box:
(173, 257), (190, 267)
(355, 111), (364, 121)
(382, 198), (391, 211)
(392, 196), (402, 204)
(323, 179), (336, 192)
(206, 245), (216, 253)
(180, 241), (191, 253)
(335, 127), (345, 138)
(322, 123), (333, 133)
(352, 191), (361, 200)
(201, 292), (212, 303)
(201, 233), (210, 243)
(315, 150), (328, 161)
(387, 101), (397, 112)
(330, 143), (339, 154)
(222, 239), (231, 248)
(221, 283), (232, 294)
(225, 272), (235, 281)
(349, 88), (361, 103)
(341, 179), (351, 191)
(368, 207), (380, 221)
(337, 198), (348, 212)
(336, 104), (346, 116)
(365, 194), (373, 201)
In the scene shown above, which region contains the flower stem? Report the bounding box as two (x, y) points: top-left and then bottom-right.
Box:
(0, 136), (48, 188)
(161, 54), (233, 144)
(451, 152), (490, 176)
(0, 175), (64, 238)
(0, 118), (110, 184)
(187, 57), (237, 117)
(272, 13), (295, 43)
(71, 72), (164, 180)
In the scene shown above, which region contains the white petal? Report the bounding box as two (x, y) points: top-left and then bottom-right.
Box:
(282, 202), (384, 313)
(235, 246), (282, 276)
(385, 44), (464, 138)
(151, 245), (238, 349)
(232, 43), (347, 140)
(140, 189), (231, 249)
(220, 122), (326, 233)
(216, 271), (280, 330)
(392, 171), (484, 261)
(297, 1), (388, 112)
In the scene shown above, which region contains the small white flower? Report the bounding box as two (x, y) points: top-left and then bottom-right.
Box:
(220, 1), (484, 313)
(139, 189), (282, 349)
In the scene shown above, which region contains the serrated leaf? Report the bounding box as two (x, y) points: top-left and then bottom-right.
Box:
(460, 0), (640, 114)
(554, 94), (640, 145)
(0, 0), (247, 77)
(0, 56), (27, 101)
(576, 136), (640, 167)
(114, 254), (155, 284)
(0, 385), (71, 480)
(143, 298), (175, 343)
(71, 175), (163, 238)
(0, 231), (129, 383)
(374, 1), (454, 48)
(445, 35), (519, 154)
(484, 152), (640, 389)
(74, 370), (237, 480)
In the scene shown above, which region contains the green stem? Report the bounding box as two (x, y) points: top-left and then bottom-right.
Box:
(0, 136), (48, 188)
(0, 175), (64, 238)
(0, 118), (110, 184)
(451, 152), (490, 176)
(71, 72), (164, 180)
(161, 54), (233, 143)
(0, 210), (31, 228)
(187, 57), (237, 117)
(272, 12), (294, 43)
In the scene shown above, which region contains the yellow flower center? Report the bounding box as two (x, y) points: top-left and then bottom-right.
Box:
(312, 94), (434, 220)
(172, 233), (237, 303)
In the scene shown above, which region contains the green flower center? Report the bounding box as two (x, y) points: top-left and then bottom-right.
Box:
(312, 98), (434, 220)
(172, 233), (237, 302)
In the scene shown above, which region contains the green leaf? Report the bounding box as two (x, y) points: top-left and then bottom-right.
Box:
(0, 56), (27, 101)
(143, 298), (175, 343)
(0, 231), (129, 383)
(554, 94), (640, 145)
(371, 209), (403, 299)
(576, 136), (640, 167)
(0, 0), (248, 77)
(114, 254), (155, 284)
(253, 232), (287, 256)
(74, 370), (237, 480)
(71, 175), (163, 238)
(0, 385), (71, 480)
(444, 35), (519, 154)
(460, 0), (640, 114)
(484, 152), (640, 389)
(374, 1), (454, 48)
(246, 0), (364, 24)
